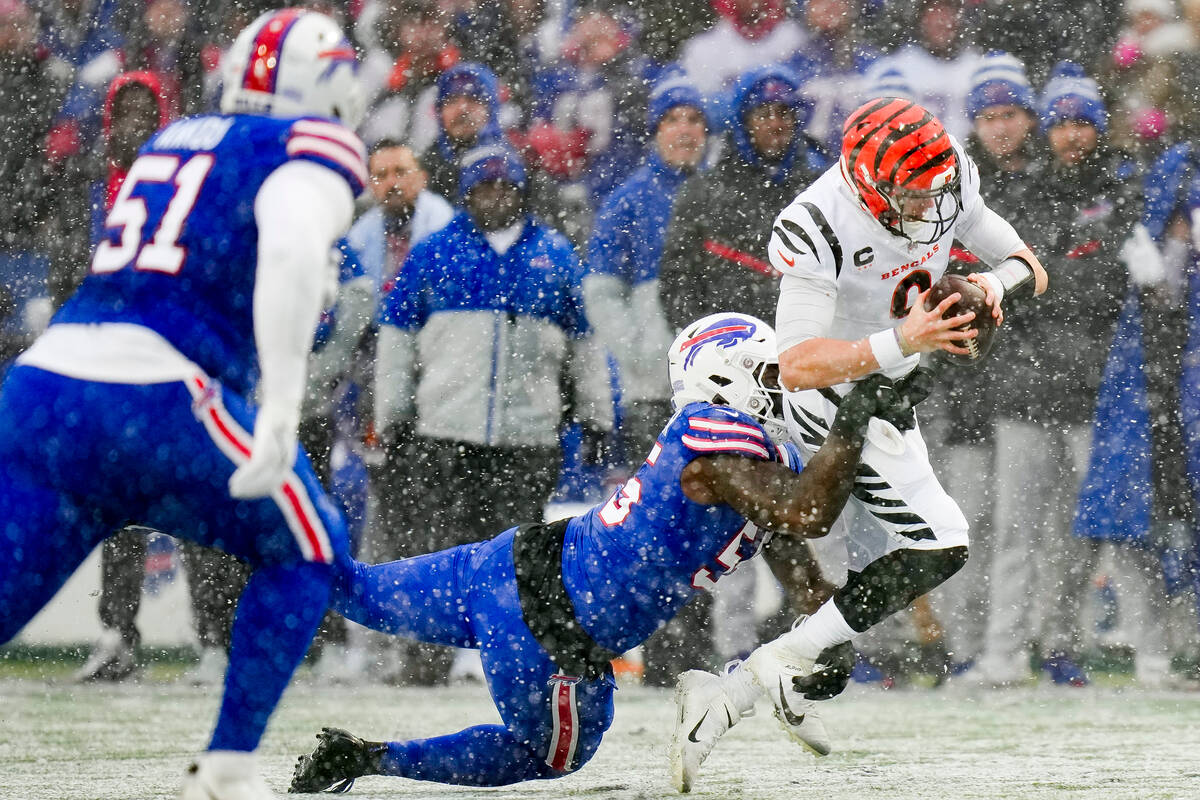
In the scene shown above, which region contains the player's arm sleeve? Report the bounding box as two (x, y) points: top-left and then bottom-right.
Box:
(775, 272), (838, 353)
(253, 160), (354, 430)
(955, 203), (1026, 266)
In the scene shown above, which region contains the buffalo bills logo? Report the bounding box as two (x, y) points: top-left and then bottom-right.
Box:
(680, 318), (755, 369)
(318, 41), (359, 82)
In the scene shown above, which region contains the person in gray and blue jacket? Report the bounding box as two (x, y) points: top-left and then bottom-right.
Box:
(375, 143), (611, 555)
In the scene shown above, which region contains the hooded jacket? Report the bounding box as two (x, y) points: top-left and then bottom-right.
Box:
(421, 62), (505, 199)
(100, 71), (170, 214)
(658, 68), (829, 331)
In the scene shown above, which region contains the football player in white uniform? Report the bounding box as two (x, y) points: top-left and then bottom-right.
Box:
(669, 98), (1049, 792)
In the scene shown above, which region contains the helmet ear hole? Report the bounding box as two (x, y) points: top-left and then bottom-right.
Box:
(708, 375), (732, 387)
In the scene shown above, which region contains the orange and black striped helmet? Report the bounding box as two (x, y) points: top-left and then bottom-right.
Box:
(839, 98), (961, 244)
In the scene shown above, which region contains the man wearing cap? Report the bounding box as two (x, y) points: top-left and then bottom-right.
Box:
(584, 69), (709, 472)
(658, 64), (829, 332)
(963, 61), (1168, 687)
(374, 142), (610, 572)
(928, 51), (1046, 679)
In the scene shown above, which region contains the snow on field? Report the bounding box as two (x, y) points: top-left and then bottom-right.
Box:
(4, 672), (1200, 800)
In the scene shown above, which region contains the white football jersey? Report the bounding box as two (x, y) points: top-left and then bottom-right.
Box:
(769, 138), (1023, 377)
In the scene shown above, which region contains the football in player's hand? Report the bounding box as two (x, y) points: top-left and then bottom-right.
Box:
(923, 274), (997, 366)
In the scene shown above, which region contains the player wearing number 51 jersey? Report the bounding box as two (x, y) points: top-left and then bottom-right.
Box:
(0, 9), (366, 800)
(288, 313), (904, 792)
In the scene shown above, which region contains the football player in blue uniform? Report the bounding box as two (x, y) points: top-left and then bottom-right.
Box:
(0, 9), (367, 799)
(289, 312), (907, 793)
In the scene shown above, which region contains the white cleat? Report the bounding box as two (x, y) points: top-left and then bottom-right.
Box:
(669, 670), (742, 793)
(184, 646), (228, 687)
(179, 751), (276, 800)
(743, 638), (849, 757)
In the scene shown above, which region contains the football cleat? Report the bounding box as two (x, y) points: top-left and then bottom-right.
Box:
(289, 727), (386, 794)
(1041, 652), (1089, 687)
(744, 638), (854, 756)
(669, 670), (744, 793)
(179, 750), (275, 800)
(74, 627), (139, 683)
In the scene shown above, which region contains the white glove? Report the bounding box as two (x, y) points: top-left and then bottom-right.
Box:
(1121, 224), (1166, 287)
(229, 404), (299, 499)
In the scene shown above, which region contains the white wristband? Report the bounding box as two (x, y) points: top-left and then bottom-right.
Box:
(978, 271), (1005, 304)
(868, 328), (907, 370)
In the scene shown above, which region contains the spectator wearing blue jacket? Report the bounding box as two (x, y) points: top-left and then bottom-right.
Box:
(375, 143), (611, 553)
(583, 69), (708, 469)
(1075, 142), (1200, 687)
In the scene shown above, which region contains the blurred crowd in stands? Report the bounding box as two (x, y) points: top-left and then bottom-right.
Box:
(6, 0), (1200, 691)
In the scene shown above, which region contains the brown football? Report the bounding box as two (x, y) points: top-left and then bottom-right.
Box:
(923, 273), (997, 366)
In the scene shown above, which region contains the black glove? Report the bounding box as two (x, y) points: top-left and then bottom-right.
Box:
(876, 367), (936, 432)
(895, 366), (935, 408)
(792, 641), (855, 701)
(830, 374), (900, 440)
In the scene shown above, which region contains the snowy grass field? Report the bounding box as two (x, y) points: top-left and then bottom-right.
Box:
(5, 662), (1200, 800)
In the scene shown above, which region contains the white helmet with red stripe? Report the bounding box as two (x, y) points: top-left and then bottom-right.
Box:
(668, 312), (786, 442)
(220, 8), (365, 130)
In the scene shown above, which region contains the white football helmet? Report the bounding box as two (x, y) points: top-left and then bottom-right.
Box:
(668, 313), (787, 442)
(220, 8), (365, 130)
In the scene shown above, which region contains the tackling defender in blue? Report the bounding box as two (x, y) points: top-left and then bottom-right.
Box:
(290, 312), (909, 792)
(0, 9), (367, 799)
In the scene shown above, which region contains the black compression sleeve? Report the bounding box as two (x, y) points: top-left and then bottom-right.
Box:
(832, 546), (968, 632)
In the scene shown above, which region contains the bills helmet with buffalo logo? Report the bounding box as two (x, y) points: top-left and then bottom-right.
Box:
(668, 313), (786, 442)
(220, 8), (365, 129)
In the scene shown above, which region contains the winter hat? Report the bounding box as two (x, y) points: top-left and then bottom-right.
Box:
(459, 142), (527, 197)
(1039, 60), (1108, 134)
(436, 62), (500, 109)
(647, 67), (707, 133)
(737, 66), (804, 117)
(966, 51), (1035, 119)
(861, 66), (916, 102)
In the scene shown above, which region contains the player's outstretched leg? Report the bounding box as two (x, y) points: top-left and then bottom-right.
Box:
(180, 561), (332, 800)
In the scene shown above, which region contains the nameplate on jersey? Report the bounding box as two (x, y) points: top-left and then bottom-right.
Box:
(153, 118), (234, 151)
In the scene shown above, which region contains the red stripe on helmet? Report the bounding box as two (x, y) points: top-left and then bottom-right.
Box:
(242, 9), (306, 94)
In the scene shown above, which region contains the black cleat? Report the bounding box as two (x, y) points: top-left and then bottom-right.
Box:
(289, 727), (386, 794)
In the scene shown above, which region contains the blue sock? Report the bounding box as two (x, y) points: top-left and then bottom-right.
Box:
(380, 725), (558, 786)
(209, 561), (331, 751)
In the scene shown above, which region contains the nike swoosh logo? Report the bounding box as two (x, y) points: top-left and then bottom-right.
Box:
(777, 249), (795, 267)
(777, 677), (806, 726)
(687, 709), (710, 743)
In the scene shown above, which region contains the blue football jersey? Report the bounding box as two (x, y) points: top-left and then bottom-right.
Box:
(563, 401), (802, 653)
(56, 114), (366, 395)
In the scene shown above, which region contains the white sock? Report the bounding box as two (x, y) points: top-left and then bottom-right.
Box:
(722, 663), (764, 713)
(773, 600), (858, 663)
(803, 600), (859, 652)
